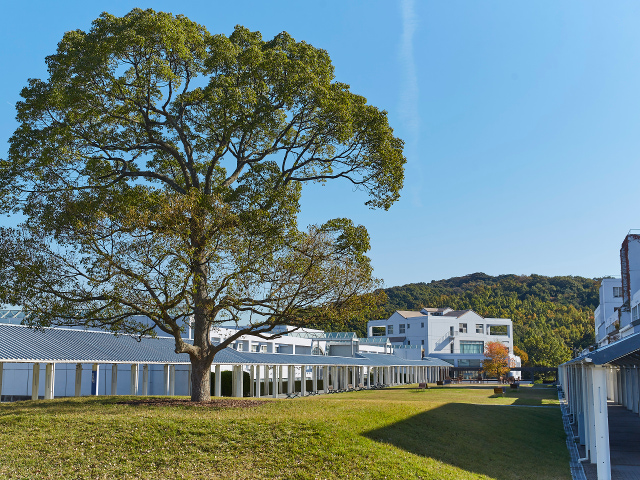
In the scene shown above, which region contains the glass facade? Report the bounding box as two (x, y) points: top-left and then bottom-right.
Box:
(460, 340), (484, 354)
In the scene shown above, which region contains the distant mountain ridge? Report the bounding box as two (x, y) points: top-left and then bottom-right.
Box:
(312, 273), (598, 367)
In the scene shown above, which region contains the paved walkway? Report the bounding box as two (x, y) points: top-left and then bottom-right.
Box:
(581, 403), (640, 480)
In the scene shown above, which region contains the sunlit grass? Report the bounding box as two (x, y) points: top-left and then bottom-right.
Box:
(0, 384), (568, 479)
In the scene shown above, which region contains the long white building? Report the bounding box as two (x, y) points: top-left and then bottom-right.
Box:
(0, 313), (451, 401)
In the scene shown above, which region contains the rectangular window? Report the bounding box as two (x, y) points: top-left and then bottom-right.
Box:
(250, 345), (258, 352)
(407, 340), (410, 345)
(459, 323), (467, 333)
(450, 326), (454, 336)
(634, 305), (638, 321)
(372, 326), (386, 336)
(450, 342), (454, 353)
(407, 323), (410, 329)
(387, 325), (393, 335)
(476, 324), (483, 334)
(421, 339), (424, 345)
(614, 287), (623, 297)
(421, 322), (424, 328)
(260, 345), (267, 352)
(460, 340), (484, 354)
(399, 324), (406, 334)
(489, 325), (508, 336)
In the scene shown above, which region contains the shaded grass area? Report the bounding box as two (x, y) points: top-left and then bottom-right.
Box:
(0, 385), (568, 479)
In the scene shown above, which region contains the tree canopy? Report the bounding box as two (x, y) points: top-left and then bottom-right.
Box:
(481, 341), (510, 379)
(0, 9), (405, 400)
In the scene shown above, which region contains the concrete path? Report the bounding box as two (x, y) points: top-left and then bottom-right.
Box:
(582, 404), (640, 480)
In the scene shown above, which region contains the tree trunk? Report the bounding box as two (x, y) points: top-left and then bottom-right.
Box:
(190, 356), (212, 402)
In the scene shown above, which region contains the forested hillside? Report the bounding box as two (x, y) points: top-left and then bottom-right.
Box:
(316, 273), (599, 367)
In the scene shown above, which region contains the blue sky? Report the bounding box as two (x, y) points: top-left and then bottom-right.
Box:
(2, 1), (639, 288)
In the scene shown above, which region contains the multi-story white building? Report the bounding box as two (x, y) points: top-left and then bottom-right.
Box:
(594, 278), (623, 346)
(594, 233), (640, 346)
(367, 308), (515, 370)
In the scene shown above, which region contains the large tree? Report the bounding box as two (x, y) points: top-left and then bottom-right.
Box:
(0, 9), (404, 401)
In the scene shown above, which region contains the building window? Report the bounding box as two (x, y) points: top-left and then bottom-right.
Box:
(399, 324), (406, 334)
(250, 345), (258, 352)
(450, 342), (454, 353)
(450, 326), (454, 336)
(460, 341), (484, 354)
(407, 340), (410, 345)
(459, 323), (467, 333)
(476, 324), (483, 334)
(421, 322), (424, 328)
(407, 323), (410, 329)
(614, 287), (623, 297)
(260, 345), (267, 352)
(421, 339), (424, 345)
(387, 325), (393, 335)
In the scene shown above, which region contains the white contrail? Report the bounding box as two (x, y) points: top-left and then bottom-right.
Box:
(399, 0), (421, 205)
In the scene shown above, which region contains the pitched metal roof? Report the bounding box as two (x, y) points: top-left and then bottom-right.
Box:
(0, 324), (450, 368)
(562, 331), (640, 367)
(355, 352), (452, 367)
(0, 324), (190, 364)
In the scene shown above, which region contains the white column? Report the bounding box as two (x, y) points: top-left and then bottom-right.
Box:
(130, 364), (139, 395)
(31, 363), (40, 400)
(169, 365), (175, 396)
(301, 365), (306, 396)
(91, 363), (99, 396)
(608, 367), (615, 402)
(142, 365), (149, 396)
(0, 362), (3, 400)
(250, 365), (255, 397)
(312, 366), (318, 393)
(272, 365), (279, 398)
(279, 365), (283, 395)
(626, 368), (632, 411)
(352, 366), (357, 387)
(111, 364), (118, 396)
(75, 363), (82, 397)
(251, 365), (262, 398)
(585, 365), (596, 462)
(290, 365), (295, 394)
(236, 365), (244, 397)
(592, 365), (611, 480)
(323, 366), (329, 393)
(163, 364), (170, 396)
(618, 369), (623, 405)
(214, 365), (222, 397)
(633, 367), (640, 414)
(44, 363), (55, 400)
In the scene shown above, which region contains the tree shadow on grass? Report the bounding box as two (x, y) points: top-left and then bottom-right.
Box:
(362, 402), (569, 480)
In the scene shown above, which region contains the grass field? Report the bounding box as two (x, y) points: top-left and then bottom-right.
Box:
(0, 384), (569, 480)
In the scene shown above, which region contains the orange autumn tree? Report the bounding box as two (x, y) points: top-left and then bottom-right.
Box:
(481, 341), (510, 379)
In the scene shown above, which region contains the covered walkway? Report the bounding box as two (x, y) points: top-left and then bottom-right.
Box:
(0, 324), (452, 401)
(580, 404), (640, 480)
(559, 331), (640, 480)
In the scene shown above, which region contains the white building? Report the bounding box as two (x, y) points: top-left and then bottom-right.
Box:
(594, 278), (623, 346)
(593, 233), (640, 347)
(367, 308), (517, 372)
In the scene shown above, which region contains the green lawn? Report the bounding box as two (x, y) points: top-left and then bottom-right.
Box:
(0, 384), (569, 480)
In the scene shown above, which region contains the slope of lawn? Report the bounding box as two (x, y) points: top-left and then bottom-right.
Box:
(0, 384), (568, 480)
